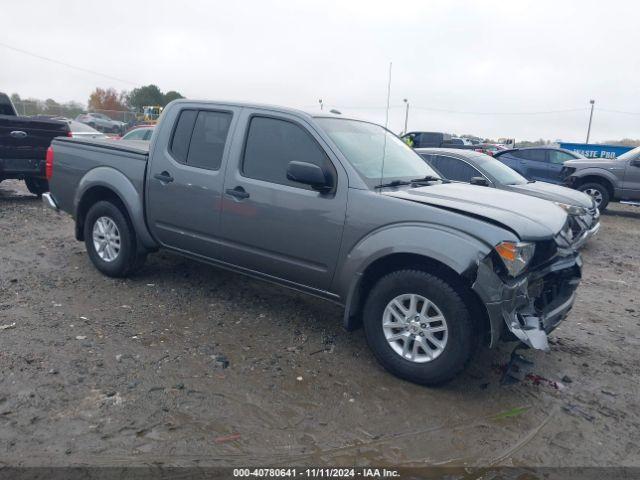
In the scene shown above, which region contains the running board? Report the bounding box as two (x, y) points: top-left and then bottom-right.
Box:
(620, 200), (640, 207)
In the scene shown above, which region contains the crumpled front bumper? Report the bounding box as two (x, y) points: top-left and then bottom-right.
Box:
(472, 252), (582, 351)
(568, 209), (600, 249)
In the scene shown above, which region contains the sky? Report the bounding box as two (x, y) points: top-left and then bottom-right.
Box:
(2, 0), (639, 142)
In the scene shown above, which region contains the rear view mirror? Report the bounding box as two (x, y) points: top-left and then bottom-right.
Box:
(286, 161), (332, 192)
(470, 176), (489, 186)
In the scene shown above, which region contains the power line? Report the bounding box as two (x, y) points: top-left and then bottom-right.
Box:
(597, 108), (640, 116)
(0, 41), (138, 86)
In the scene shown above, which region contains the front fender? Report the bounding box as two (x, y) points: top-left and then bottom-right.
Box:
(75, 166), (157, 249)
(336, 223), (495, 329)
(572, 167), (621, 190)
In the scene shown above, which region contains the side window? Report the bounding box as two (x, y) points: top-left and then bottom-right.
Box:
(186, 111), (232, 170)
(548, 150), (575, 165)
(170, 110), (197, 163)
(143, 129), (153, 141)
(242, 116), (333, 189)
(123, 129), (146, 140)
(432, 156), (481, 182)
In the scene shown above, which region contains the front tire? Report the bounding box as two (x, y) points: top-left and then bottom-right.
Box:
(83, 201), (146, 277)
(578, 182), (610, 211)
(25, 177), (49, 196)
(363, 269), (475, 385)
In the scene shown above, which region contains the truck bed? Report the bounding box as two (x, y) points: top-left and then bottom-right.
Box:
(53, 137), (150, 156)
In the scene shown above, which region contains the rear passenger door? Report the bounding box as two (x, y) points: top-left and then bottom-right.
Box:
(218, 110), (347, 292)
(516, 149), (547, 182)
(146, 106), (240, 259)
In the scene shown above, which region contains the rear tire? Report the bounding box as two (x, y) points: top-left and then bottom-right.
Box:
(362, 269), (475, 386)
(25, 177), (49, 196)
(83, 200), (146, 277)
(578, 182), (610, 211)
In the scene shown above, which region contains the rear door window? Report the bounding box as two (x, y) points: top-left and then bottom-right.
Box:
(170, 110), (198, 163)
(186, 111), (232, 170)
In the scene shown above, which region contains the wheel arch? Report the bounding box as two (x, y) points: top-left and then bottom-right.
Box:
(342, 251), (491, 346)
(74, 168), (158, 250)
(572, 172), (615, 198)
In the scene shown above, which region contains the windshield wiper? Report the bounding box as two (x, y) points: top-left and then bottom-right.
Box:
(374, 180), (413, 189)
(410, 175), (448, 184)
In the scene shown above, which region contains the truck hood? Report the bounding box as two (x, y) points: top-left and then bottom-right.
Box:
(564, 158), (619, 168)
(383, 182), (567, 240)
(506, 181), (594, 209)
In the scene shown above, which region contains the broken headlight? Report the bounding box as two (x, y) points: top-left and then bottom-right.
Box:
(495, 241), (536, 277)
(554, 202), (587, 216)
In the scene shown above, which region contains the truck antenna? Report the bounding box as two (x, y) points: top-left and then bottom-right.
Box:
(379, 61), (393, 191)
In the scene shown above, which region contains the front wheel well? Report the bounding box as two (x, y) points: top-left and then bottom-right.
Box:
(75, 186), (129, 241)
(573, 175), (614, 197)
(347, 253), (490, 344)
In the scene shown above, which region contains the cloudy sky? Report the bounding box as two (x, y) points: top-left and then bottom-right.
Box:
(2, 0), (639, 141)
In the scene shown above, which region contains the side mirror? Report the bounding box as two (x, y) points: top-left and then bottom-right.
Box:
(470, 176), (489, 186)
(630, 158), (640, 168)
(286, 161), (332, 192)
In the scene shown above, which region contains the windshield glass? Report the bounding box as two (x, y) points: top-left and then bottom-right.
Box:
(316, 118), (439, 187)
(616, 145), (640, 162)
(480, 158), (528, 185)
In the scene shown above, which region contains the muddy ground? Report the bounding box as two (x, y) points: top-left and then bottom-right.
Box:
(1, 178), (639, 468)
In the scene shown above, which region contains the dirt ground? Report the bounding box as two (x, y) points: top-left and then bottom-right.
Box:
(1, 178), (639, 468)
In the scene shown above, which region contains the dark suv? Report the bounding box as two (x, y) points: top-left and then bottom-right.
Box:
(494, 147), (583, 184)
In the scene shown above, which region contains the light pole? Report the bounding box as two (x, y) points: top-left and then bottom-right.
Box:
(586, 99), (595, 144)
(403, 98), (409, 135)
(318, 99), (323, 111)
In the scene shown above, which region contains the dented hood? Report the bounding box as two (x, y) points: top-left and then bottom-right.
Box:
(383, 183), (568, 241)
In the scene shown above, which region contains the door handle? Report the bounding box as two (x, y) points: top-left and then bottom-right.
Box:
(10, 130), (27, 139)
(153, 171), (174, 183)
(225, 186), (250, 200)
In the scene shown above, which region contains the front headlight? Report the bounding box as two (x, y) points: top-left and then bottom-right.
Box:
(554, 202), (587, 216)
(495, 241), (536, 277)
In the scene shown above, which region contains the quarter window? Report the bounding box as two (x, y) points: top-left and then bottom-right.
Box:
(170, 110), (197, 163)
(242, 116), (332, 189)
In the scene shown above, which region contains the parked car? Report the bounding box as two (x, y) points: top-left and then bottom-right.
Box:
(475, 144), (507, 157)
(493, 147), (584, 184)
(562, 145), (640, 210)
(0, 92), (70, 195)
(401, 131), (477, 149)
(75, 112), (126, 134)
(120, 125), (154, 141)
(417, 148), (600, 248)
(43, 100), (582, 385)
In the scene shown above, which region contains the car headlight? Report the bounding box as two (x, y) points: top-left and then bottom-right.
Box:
(554, 202), (587, 216)
(495, 241), (536, 277)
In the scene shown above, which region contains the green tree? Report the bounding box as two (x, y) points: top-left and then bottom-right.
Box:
(163, 90), (184, 105)
(127, 84), (165, 110)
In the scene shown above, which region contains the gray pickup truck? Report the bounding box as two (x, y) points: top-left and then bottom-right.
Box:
(563, 146), (640, 210)
(44, 100), (582, 385)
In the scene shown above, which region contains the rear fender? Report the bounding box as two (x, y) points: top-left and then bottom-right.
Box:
(74, 167), (157, 249)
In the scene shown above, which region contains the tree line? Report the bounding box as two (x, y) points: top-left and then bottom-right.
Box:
(9, 84), (184, 120)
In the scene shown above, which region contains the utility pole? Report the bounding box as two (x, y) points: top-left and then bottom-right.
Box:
(318, 99), (323, 111)
(586, 99), (595, 144)
(403, 98), (409, 135)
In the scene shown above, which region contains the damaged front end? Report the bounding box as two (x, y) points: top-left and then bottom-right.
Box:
(471, 229), (582, 351)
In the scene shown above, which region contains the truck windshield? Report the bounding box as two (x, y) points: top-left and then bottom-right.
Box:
(480, 158), (528, 185)
(316, 118), (439, 188)
(616, 145), (640, 162)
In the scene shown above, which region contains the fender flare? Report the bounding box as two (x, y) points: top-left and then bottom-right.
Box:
(571, 168), (618, 191)
(74, 166), (158, 249)
(336, 223), (496, 330)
